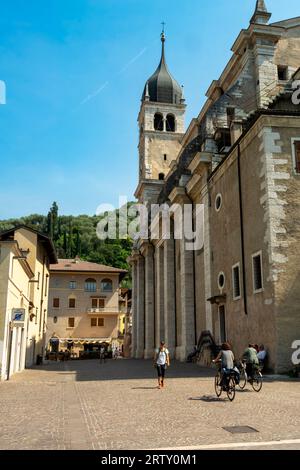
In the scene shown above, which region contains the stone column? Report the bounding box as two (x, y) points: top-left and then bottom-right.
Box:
(169, 186), (195, 362)
(155, 244), (164, 348)
(179, 237), (195, 361)
(163, 237), (176, 358)
(131, 259), (138, 358)
(203, 190), (213, 333)
(141, 242), (155, 359)
(136, 254), (145, 358)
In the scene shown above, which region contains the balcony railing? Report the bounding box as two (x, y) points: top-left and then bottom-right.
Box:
(87, 307), (119, 314)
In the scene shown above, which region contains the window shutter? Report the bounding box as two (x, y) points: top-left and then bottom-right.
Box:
(253, 255), (263, 291)
(295, 141), (300, 173)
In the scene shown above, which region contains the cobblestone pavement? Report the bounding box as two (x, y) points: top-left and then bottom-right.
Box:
(0, 359), (299, 450)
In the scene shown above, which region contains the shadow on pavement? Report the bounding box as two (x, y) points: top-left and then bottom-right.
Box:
(189, 395), (227, 402)
(26, 359), (216, 382)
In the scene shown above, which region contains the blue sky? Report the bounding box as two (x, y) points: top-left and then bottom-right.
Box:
(0, 0), (299, 219)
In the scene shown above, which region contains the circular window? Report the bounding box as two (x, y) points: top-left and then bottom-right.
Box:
(215, 194), (222, 212)
(53, 316), (58, 324)
(218, 272), (225, 290)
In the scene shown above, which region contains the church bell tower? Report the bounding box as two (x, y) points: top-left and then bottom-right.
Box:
(135, 30), (186, 204)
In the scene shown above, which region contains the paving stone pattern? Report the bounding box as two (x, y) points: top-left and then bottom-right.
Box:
(0, 359), (299, 450)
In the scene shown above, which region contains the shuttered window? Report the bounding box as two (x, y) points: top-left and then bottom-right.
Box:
(294, 141), (300, 174)
(232, 265), (241, 300)
(252, 253), (263, 292)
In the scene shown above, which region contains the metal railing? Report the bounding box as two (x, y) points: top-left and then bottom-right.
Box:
(87, 307), (119, 314)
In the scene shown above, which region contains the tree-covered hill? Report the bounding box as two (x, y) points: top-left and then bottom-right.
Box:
(0, 202), (135, 282)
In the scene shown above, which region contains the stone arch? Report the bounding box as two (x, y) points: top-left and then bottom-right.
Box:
(166, 114), (176, 132)
(154, 113), (164, 131)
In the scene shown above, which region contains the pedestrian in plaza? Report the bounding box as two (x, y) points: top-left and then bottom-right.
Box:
(99, 346), (106, 364)
(242, 344), (259, 380)
(153, 341), (170, 389)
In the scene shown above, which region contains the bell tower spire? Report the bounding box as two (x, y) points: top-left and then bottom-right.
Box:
(136, 28), (186, 204)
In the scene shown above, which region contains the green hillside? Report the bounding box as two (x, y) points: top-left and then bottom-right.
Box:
(0, 202), (135, 285)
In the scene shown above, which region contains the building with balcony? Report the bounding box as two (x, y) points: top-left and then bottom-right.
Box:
(46, 258), (127, 357)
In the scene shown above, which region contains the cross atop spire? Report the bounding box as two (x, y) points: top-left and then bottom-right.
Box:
(161, 22), (166, 47)
(250, 0), (271, 25)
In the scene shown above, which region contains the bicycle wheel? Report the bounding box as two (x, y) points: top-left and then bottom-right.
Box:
(215, 372), (222, 397)
(238, 368), (247, 390)
(251, 371), (263, 392)
(227, 377), (236, 402)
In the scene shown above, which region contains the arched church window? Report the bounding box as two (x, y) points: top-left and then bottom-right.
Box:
(166, 114), (175, 132)
(159, 173), (165, 181)
(154, 113), (164, 131)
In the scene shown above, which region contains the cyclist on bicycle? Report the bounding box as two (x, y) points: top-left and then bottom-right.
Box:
(242, 344), (259, 381)
(213, 342), (235, 389)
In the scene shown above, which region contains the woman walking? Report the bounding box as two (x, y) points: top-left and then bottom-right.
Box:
(154, 341), (170, 389)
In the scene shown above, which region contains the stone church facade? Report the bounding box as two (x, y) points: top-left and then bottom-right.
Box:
(129, 1), (300, 372)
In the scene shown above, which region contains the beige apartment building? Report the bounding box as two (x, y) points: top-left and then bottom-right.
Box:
(129, 1), (300, 372)
(46, 259), (127, 355)
(0, 226), (57, 380)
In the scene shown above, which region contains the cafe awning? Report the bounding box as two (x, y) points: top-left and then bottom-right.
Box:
(58, 338), (112, 345)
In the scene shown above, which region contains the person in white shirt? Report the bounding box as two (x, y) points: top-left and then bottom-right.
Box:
(153, 341), (170, 389)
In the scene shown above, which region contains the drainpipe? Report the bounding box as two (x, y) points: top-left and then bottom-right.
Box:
(237, 144), (248, 315)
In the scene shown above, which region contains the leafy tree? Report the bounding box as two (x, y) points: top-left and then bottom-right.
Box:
(0, 202), (135, 281)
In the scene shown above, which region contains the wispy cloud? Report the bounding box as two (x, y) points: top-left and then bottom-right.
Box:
(80, 80), (109, 105)
(79, 42), (153, 107)
(118, 47), (147, 76)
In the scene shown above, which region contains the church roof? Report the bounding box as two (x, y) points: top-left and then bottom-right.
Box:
(142, 32), (183, 105)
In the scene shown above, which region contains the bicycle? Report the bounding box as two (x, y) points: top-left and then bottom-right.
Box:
(237, 360), (247, 390)
(214, 362), (236, 402)
(238, 360), (263, 392)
